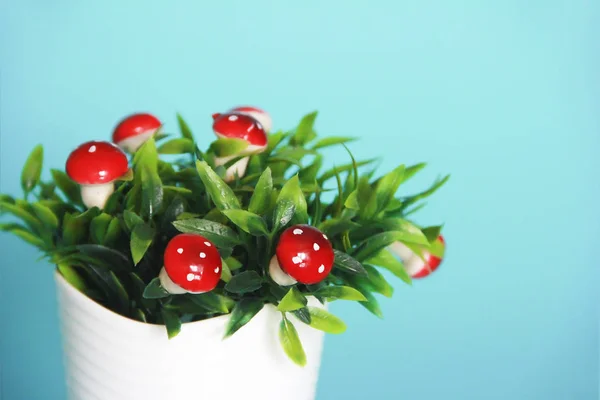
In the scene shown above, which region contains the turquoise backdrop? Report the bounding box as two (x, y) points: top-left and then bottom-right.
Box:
(1, 1), (598, 399)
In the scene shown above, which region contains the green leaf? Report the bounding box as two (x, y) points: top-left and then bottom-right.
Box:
(209, 138), (249, 157)
(176, 113), (194, 141)
(376, 219), (430, 245)
(291, 307), (312, 324)
(361, 165), (405, 218)
(9, 227), (46, 248)
(274, 175), (308, 227)
(272, 200), (296, 231)
(421, 225), (443, 243)
(57, 264), (86, 292)
(172, 218), (241, 248)
(225, 271), (263, 294)
(222, 209), (269, 236)
(224, 256), (243, 270)
(123, 210), (144, 232)
(61, 213), (85, 246)
(401, 174), (450, 209)
(143, 277), (170, 299)
(131, 222), (155, 265)
(0, 202), (42, 233)
(311, 136), (357, 150)
(279, 314), (306, 367)
(76, 244), (131, 272)
(317, 218), (360, 237)
(403, 162), (427, 182)
(103, 218), (121, 246)
(278, 287), (308, 312)
(291, 111), (318, 146)
(353, 229), (429, 262)
(158, 138), (194, 154)
(333, 249), (368, 276)
(50, 169), (81, 204)
(248, 168), (273, 215)
(366, 250), (412, 285)
(359, 290), (384, 319)
(220, 259), (233, 282)
(318, 158), (378, 183)
(108, 271), (130, 311)
(163, 186), (193, 195)
(141, 166), (163, 219)
(298, 156), (322, 184)
(21, 144), (43, 195)
(31, 202), (59, 230)
(304, 307), (346, 334)
(312, 285), (367, 301)
(360, 265), (394, 297)
(195, 161), (241, 210)
(344, 190), (360, 210)
(188, 292), (233, 314)
(161, 309), (182, 339)
(223, 298), (264, 338)
(89, 213), (112, 244)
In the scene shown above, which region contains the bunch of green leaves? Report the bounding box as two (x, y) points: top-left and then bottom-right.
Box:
(0, 111), (449, 366)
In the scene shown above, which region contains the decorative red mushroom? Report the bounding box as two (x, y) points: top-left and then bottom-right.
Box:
(211, 112), (268, 181)
(65, 141), (129, 209)
(270, 224), (334, 285)
(159, 233), (222, 294)
(112, 113), (162, 153)
(388, 235), (446, 279)
(227, 106), (272, 133)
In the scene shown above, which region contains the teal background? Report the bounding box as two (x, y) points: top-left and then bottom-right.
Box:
(1, 1), (598, 399)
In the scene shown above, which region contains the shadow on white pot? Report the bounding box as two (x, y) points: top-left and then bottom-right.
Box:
(55, 272), (326, 400)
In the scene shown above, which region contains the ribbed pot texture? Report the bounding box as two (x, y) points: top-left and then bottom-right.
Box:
(55, 272), (326, 400)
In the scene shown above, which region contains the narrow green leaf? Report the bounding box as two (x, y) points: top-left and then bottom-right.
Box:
(401, 174), (450, 209)
(76, 244), (131, 272)
(359, 265), (394, 297)
(51, 169), (81, 204)
(163, 186), (193, 195)
(21, 144), (43, 195)
(220, 259), (233, 282)
(274, 175), (308, 227)
(172, 218), (241, 248)
(305, 307), (346, 334)
(376, 219), (430, 245)
(318, 158), (378, 183)
(223, 298), (264, 338)
(333, 249), (368, 276)
(278, 287), (308, 312)
(403, 162), (427, 182)
(0, 202), (42, 232)
(311, 136), (357, 150)
(188, 292), (233, 314)
(89, 213), (112, 244)
(366, 250), (412, 285)
(196, 161), (241, 210)
(161, 309), (182, 339)
(108, 271), (130, 311)
(31, 202), (59, 230)
(143, 277), (170, 299)
(279, 314), (307, 367)
(123, 210), (144, 232)
(225, 271), (263, 294)
(312, 286), (367, 302)
(291, 307), (312, 324)
(176, 113), (194, 141)
(291, 111), (318, 146)
(141, 166), (163, 219)
(353, 229), (429, 262)
(224, 256), (243, 270)
(317, 218), (360, 238)
(421, 225), (443, 243)
(209, 138), (249, 157)
(131, 222), (155, 265)
(359, 290), (384, 319)
(158, 138), (194, 154)
(248, 168), (273, 215)
(344, 190), (360, 210)
(57, 264), (86, 292)
(10, 227), (46, 248)
(362, 164), (405, 218)
(222, 209), (269, 236)
(298, 156), (322, 184)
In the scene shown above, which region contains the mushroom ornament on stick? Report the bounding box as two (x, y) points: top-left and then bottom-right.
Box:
(388, 235), (446, 279)
(211, 112), (268, 181)
(226, 106), (272, 133)
(269, 225), (335, 286)
(159, 233), (222, 294)
(112, 113), (162, 153)
(65, 141), (129, 209)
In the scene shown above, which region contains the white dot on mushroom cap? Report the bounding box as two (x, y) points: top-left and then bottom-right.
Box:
(318, 265), (325, 273)
(228, 115), (238, 121)
(204, 241), (211, 247)
(199, 252), (206, 258)
(313, 243), (320, 251)
(322, 234), (328, 240)
(293, 228), (303, 235)
(88, 145), (96, 153)
(99, 170), (107, 177)
(292, 256), (302, 264)
(186, 273), (195, 281)
(256, 122), (263, 130)
(214, 267), (220, 273)
(177, 248), (184, 254)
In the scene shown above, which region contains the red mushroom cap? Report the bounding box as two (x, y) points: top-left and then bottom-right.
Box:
(112, 113), (162, 143)
(65, 141), (129, 185)
(276, 224), (334, 285)
(163, 233), (222, 293)
(411, 235), (446, 279)
(212, 113), (267, 149)
(228, 106), (272, 133)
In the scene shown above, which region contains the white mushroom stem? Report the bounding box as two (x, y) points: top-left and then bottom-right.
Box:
(80, 183), (115, 209)
(158, 267), (187, 294)
(388, 241), (427, 276)
(269, 255), (297, 286)
(387, 241), (416, 262)
(116, 129), (157, 153)
(213, 155), (250, 182)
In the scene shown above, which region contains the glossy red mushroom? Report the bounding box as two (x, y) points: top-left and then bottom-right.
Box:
(211, 112), (268, 181)
(112, 113), (162, 153)
(65, 141), (129, 209)
(388, 235), (446, 279)
(159, 233), (222, 294)
(271, 225), (334, 285)
(227, 106), (272, 133)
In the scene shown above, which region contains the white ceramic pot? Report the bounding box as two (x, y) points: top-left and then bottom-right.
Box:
(55, 272), (326, 400)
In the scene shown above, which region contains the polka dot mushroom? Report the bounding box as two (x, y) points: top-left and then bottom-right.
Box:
(159, 233), (222, 294)
(269, 224), (334, 285)
(388, 235), (446, 279)
(65, 141), (130, 209)
(112, 113), (162, 153)
(226, 106), (272, 133)
(211, 112), (268, 181)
